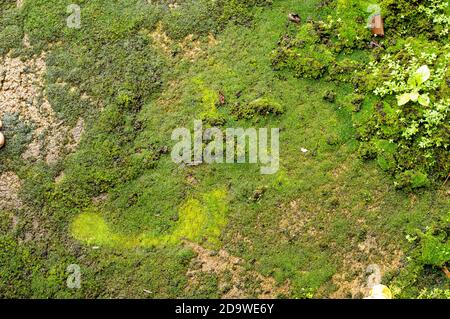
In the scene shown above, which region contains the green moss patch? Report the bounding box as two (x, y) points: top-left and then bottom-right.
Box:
(71, 189), (228, 249)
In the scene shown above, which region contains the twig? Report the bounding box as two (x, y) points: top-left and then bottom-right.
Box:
(443, 173), (450, 187)
(442, 267), (450, 279)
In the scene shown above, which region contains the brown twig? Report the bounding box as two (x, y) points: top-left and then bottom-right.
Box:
(442, 266), (450, 279)
(443, 173), (450, 187)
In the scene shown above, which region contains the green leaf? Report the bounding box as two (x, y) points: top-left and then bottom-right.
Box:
(407, 75), (417, 88)
(413, 65), (431, 85)
(418, 94), (430, 106)
(397, 93), (411, 106)
(410, 91), (419, 102)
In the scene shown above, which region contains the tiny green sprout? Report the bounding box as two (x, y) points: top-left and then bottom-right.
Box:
(397, 65), (431, 107)
(406, 234), (418, 243)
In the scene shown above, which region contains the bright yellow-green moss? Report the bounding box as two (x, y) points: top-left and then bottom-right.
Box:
(193, 77), (225, 125)
(169, 189), (228, 247)
(71, 189), (228, 249)
(71, 210), (137, 248)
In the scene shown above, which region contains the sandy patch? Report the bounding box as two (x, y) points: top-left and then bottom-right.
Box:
(0, 53), (85, 164)
(330, 235), (404, 299)
(149, 23), (219, 61)
(278, 199), (319, 240)
(67, 117), (85, 152)
(150, 23), (173, 56)
(0, 171), (22, 211)
(185, 241), (290, 299)
(179, 34), (204, 61)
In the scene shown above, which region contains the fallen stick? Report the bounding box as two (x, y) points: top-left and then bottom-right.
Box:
(443, 173), (450, 187)
(442, 267), (450, 279)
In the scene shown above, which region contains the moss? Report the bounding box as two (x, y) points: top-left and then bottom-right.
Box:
(0, 236), (33, 297)
(162, 0), (272, 40)
(357, 141), (376, 160)
(374, 139), (397, 172)
(395, 170), (430, 190)
(194, 79), (227, 126)
(0, 25), (22, 54)
(185, 272), (220, 298)
(1, 0), (448, 299)
(168, 189), (227, 247)
(71, 210), (131, 247)
(274, 1), (450, 184)
(0, 235), (74, 298)
(0, 114), (33, 173)
(233, 98), (284, 119)
(420, 232), (450, 267)
(390, 212), (450, 298)
(323, 90), (336, 103)
(71, 189), (228, 249)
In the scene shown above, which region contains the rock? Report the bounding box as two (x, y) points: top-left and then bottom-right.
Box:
(288, 13), (301, 24)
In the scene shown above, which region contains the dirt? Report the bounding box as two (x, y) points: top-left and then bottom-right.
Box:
(185, 241), (290, 299)
(278, 199), (318, 241)
(0, 171), (22, 211)
(277, 193), (404, 299)
(330, 234), (404, 299)
(67, 117), (85, 152)
(150, 23), (218, 61)
(0, 53), (85, 164)
(150, 23), (173, 56)
(186, 173), (198, 186)
(92, 193), (108, 205)
(179, 34), (204, 61)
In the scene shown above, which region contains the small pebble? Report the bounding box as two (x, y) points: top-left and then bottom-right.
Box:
(0, 132), (4, 149)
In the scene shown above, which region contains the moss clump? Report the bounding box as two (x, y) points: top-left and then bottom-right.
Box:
(71, 210), (134, 248)
(390, 212), (450, 298)
(71, 189), (228, 249)
(374, 139), (397, 172)
(193, 78), (227, 126)
(395, 170), (430, 190)
(233, 98), (284, 119)
(271, 3), (370, 80)
(272, 0), (450, 186)
(0, 25), (22, 54)
(0, 2), (23, 54)
(323, 90), (336, 103)
(47, 35), (165, 109)
(0, 114), (33, 173)
(420, 231), (450, 267)
(166, 188), (228, 247)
